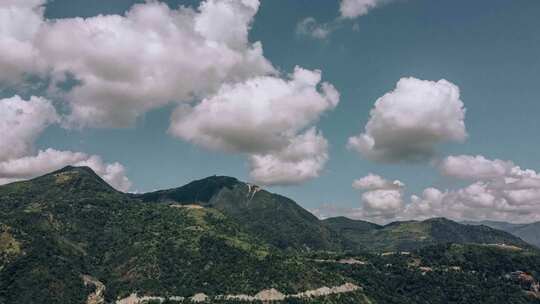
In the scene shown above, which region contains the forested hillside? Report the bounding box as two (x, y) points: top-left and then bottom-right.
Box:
(1, 167), (539, 303)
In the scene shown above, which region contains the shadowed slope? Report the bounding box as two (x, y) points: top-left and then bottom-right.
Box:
(137, 177), (345, 251)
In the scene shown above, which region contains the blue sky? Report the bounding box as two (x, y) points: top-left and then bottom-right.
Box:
(1, 0), (540, 222)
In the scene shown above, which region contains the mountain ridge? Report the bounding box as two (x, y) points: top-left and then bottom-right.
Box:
(21, 165), (535, 252)
(324, 215), (533, 252)
(134, 175), (345, 252)
(1, 166), (540, 303)
(463, 220), (540, 248)
(0, 166), (351, 303)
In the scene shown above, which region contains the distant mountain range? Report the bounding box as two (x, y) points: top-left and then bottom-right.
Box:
(1, 166), (539, 303)
(134, 176), (343, 252)
(324, 216), (533, 252)
(463, 220), (540, 248)
(133, 175), (531, 253)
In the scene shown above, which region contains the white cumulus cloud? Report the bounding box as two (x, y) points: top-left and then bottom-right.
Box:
(248, 128), (329, 186)
(403, 155), (540, 223)
(0, 0), (274, 128)
(353, 173), (404, 190)
(0, 95), (59, 161)
(0, 0), (46, 85)
(361, 189), (404, 218)
(348, 77), (467, 162)
(0, 148), (132, 191)
(0, 0), (341, 187)
(351, 174), (405, 219)
(170, 66), (339, 185)
(0, 95), (131, 191)
(169, 66), (338, 153)
(316, 157), (540, 224)
(438, 155), (514, 180)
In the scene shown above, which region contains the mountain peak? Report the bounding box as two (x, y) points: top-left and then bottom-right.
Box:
(424, 217), (455, 224)
(52, 165), (96, 175)
(136, 175), (241, 204)
(200, 175), (241, 186)
(39, 165), (116, 192)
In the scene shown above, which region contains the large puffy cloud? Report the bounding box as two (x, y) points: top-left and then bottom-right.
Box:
(348, 77), (467, 162)
(404, 184), (540, 224)
(438, 154), (540, 195)
(170, 67), (339, 185)
(438, 155), (514, 180)
(0, 0), (46, 85)
(248, 128), (329, 186)
(311, 175), (406, 223)
(0, 0), (339, 187)
(353, 173), (404, 190)
(352, 174), (405, 220)
(0, 148), (132, 191)
(403, 155), (540, 223)
(0, 0), (274, 128)
(361, 189), (404, 218)
(315, 156), (540, 223)
(169, 67), (338, 153)
(0, 95), (131, 191)
(0, 95), (58, 161)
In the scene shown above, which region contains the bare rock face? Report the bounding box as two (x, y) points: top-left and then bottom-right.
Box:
(115, 294), (166, 304)
(338, 258), (366, 265)
(82, 275), (105, 304)
(292, 283), (361, 298)
(222, 294), (256, 301)
(332, 283), (361, 293)
(190, 293), (208, 302)
(293, 286), (333, 298)
(254, 289), (286, 301)
(116, 294), (138, 304)
(114, 282), (361, 303)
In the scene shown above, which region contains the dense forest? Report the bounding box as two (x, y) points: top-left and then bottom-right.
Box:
(1, 167), (539, 303)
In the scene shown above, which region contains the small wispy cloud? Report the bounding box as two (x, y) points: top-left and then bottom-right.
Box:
(297, 0), (396, 40)
(340, 0), (388, 19)
(296, 17), (341, 40)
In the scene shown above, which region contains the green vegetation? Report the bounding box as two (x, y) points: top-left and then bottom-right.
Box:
(1, 166), (539, 303)
(465, 221), (540, 248)
(0, 167), (348, 303)
(324, 217), (531, 252)
(137, 177), (344, 252)
(311, 244), (540, 303)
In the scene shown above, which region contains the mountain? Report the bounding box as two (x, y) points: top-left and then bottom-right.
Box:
(2, 166), (540, 303)
(135, 176), (344, 252)
(323, 216), (382, 233)
(324, 217), (531, 252)
(463, 220), (540, 248)
(511, 223), (540, 248)
(0, 167), (357, 303)
(137, 177), (531, 254)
